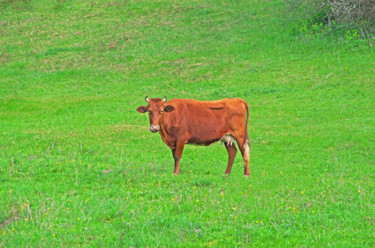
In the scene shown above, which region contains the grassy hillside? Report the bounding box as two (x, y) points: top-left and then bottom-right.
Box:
(1, 0), (374, 247)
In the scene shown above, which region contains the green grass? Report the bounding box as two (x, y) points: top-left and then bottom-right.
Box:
(1, 0), (374, 247)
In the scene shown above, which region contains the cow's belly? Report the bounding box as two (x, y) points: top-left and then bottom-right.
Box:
(187, 136), (221, 146)
(186, 129), (229, 146)
(185, 117), (229, 145)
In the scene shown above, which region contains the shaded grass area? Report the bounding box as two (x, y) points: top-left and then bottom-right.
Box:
(1, 0), (374, 247)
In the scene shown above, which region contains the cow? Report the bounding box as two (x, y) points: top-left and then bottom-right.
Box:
(136, 96), (251, 176)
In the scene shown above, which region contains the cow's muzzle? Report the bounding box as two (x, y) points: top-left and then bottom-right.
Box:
(150, 125), (160, 133)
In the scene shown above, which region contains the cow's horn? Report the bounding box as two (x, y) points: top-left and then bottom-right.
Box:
(163, 96), (167, 102)
(145, 95), (149, 103)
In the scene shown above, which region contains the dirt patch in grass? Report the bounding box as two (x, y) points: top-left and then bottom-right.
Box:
(0, 207), (20, 229)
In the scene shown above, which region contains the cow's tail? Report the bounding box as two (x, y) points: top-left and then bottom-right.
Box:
(242, 99), (251, 176)
(243, 100), (250, 146)
(240, 100), (250, 174)
(241, 99), (251, 166)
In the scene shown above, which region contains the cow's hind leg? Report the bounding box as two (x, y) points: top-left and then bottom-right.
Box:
(233, 135), (250, 177)
(224, 143), (237, 175)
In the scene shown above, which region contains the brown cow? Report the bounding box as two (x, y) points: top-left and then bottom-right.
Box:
(136, 96), (250, 176)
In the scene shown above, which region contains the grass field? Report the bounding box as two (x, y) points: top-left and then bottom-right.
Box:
(1, 0), (374, 247)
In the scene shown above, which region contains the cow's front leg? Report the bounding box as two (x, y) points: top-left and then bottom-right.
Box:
(171, 141), (185, 174)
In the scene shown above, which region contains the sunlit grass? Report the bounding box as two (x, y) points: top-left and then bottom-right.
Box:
(0, 0), (374, 247)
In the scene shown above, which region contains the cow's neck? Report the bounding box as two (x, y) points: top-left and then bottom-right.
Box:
(159, 123), (175, 149)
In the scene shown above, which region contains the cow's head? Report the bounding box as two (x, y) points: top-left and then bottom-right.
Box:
(136, 96), (175, 133)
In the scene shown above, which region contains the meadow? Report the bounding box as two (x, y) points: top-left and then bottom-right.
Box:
(0, 0), (374, 247)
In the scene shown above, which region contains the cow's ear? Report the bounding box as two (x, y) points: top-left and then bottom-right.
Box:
(136, 106), (148, 113)
(164, 105), (175, 112)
